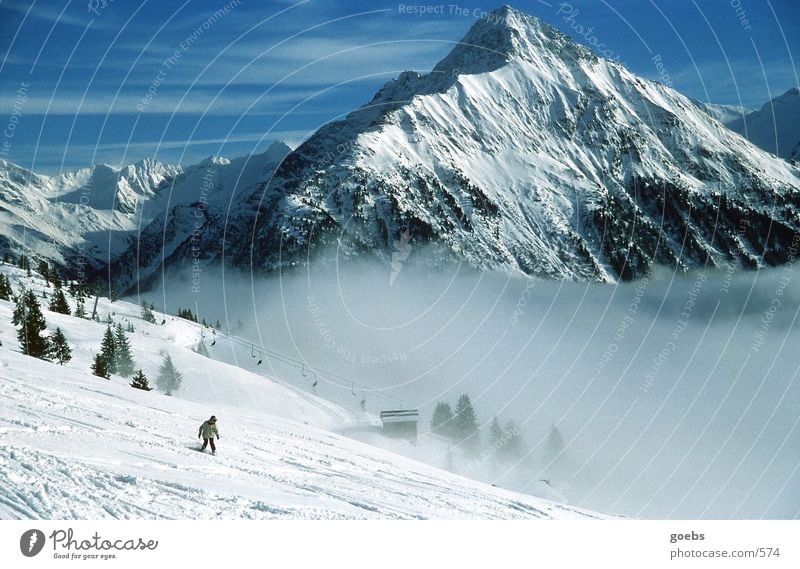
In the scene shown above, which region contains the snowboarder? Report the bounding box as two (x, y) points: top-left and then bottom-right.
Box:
(198, 415), (219, 454)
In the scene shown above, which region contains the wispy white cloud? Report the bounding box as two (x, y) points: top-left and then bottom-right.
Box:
(0, 87), (343, 115)
(3, 0), (116, 30)
(16, 130), (308, 173)
(112, 14), (466, 89)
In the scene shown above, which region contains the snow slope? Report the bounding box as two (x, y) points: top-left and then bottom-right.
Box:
(0, 265), (602, 519)
(693, 100), (754, 125)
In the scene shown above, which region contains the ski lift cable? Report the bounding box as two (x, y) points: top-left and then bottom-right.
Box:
(226, 330), (401, 404)
(180, 319), (404, 406)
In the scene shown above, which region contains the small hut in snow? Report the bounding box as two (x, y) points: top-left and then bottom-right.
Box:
(379, 409), (419, 443)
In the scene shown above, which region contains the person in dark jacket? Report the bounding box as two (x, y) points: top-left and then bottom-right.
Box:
(198, 415), (219, 454)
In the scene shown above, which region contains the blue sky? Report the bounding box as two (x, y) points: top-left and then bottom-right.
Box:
(1, 0), (798, 173)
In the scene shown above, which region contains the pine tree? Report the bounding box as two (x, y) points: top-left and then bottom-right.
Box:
(453, 394), (480, 454)
(194, 338), (210, 357)
(37, 259), (50, 283)
(489, 416), (504, 448)
(48, 327), (72, 364)
(114, 324), (135, 377)
(12, 289), (49, 358)
(0, 273), (13, 300)
(141, 300), (156, 324)
(177, 307), (197, 322)
(49, 270), (62, 289)
(48, 287), (71, 315)
(543, 425), (565, 464)
(92, 352), (110, 379)
(156, 354), (183, 395)
(130, 369), (152, 391)
(501, 419), (525, 462)
(431, 401), (455, 439)
(99, 325), (118, 375)
(74, 297), (87, 318)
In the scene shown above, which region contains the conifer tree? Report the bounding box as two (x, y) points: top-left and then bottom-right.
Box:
(37, 259), (50, 283)
(177, 308), (197, 322)
(194, 338), (210, 357)
(543, 425), (565, 464)
(141, 300), (156, 324)
(49, 270), (62, 289)
(431, 401), (455, 439)
(0, 273), (13, 300)
(48, 327), (72, 364)
(114, 324), (135, 377)
(130, 369), (152, 391)
(92, 352), (110, 379)
(74, 297), (87, 318)
(489, 416), (504, 448)
(501, 419), (525, 462)
(12, 289), (49, 358)
(156, 353), (183, 396)
(48, 287), (71, 315)
(99, 325), (118, 375)
(454, 394), (480, 454)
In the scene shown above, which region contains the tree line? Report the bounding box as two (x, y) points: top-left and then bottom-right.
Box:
(431, 394), (526, 464)
(1, 260), (184, 395)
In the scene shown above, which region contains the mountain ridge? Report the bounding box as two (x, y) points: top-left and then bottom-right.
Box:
(2, 6), (800, 287)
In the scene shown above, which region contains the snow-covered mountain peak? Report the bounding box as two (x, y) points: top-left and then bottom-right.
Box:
(198, 155), (231, 167)
(116, 157), (182, 214)
(205, 5), (800, 282)
(767, 86), (799, 106)
(250, 140), (292, 165)
(432, 5), (593, 78)
(364, 6), (591, 110)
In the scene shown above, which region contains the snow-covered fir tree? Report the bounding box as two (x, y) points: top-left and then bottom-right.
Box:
(12, 289), (49, 358)
(113, 323), (135, 377)
(431, 401), (455, 439)
(130, 370), (152, 391)
(48, 287), (71, 315)
(156, 353), (183, 395)
(48, 327), (72, 365)
(99, 325), (117, 375)
(194, 338), (210, 357)
(74, 297), (87, 318)
(92, 352), (110, 379)
(454, 394), (480, 454)
(0, 273), (13, 300)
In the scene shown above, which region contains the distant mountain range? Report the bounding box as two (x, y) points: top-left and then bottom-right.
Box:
(2, 6), (799, 287)
(724, 87), (800, 162)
